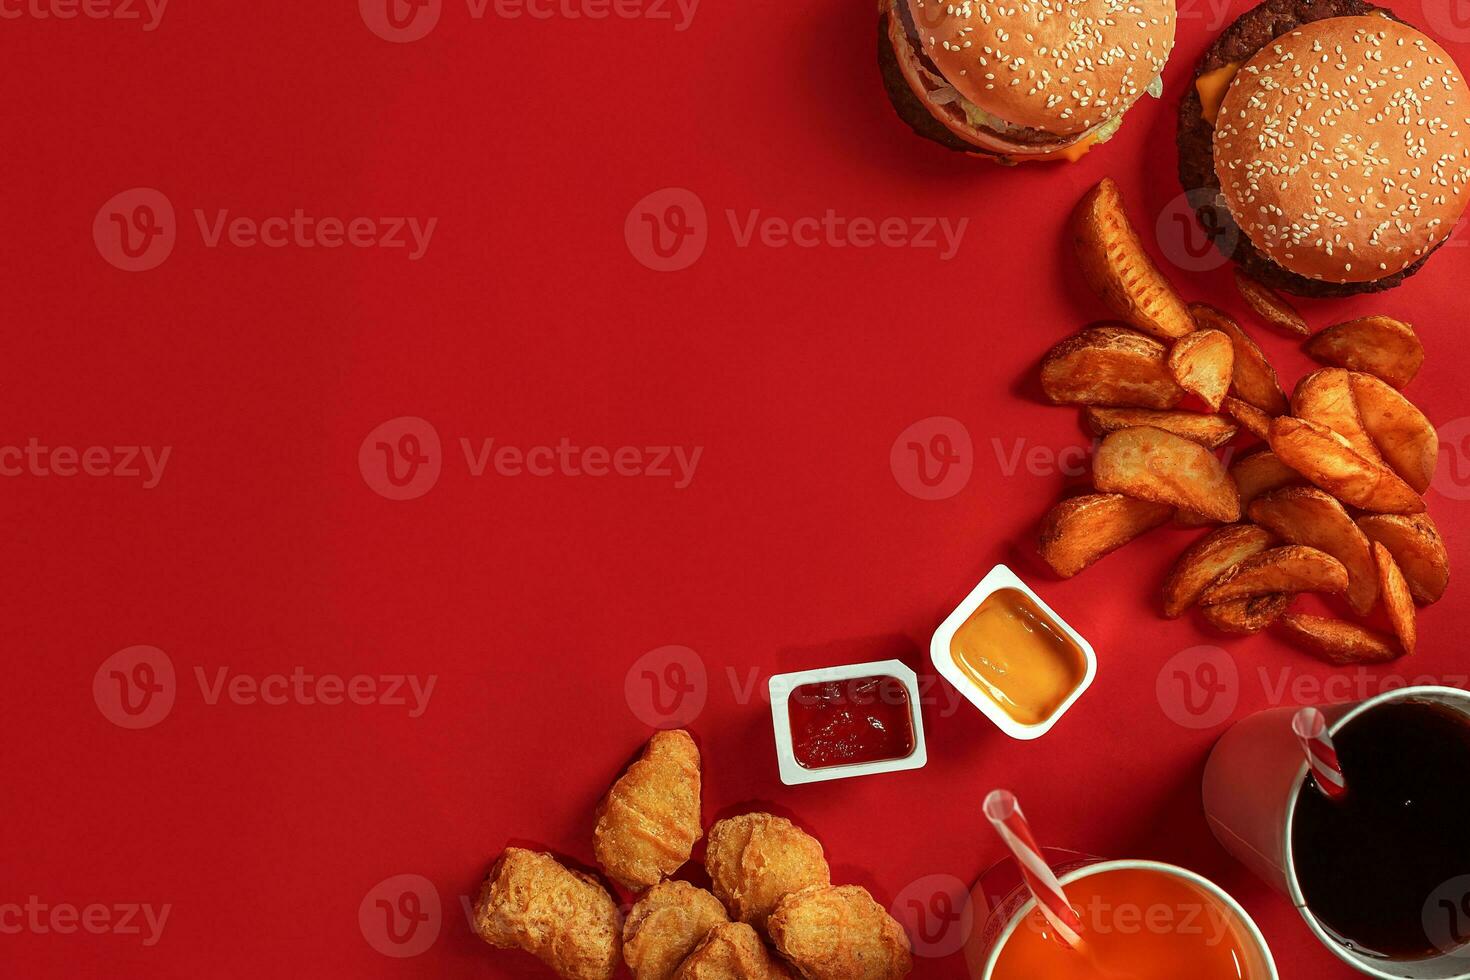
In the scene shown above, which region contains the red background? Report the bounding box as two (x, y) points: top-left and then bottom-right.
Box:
(5, 0), (1470, 976)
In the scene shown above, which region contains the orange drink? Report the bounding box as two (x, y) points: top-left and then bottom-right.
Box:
(966, 860), (1275, 980)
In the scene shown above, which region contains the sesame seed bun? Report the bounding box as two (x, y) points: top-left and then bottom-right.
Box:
(908, 0), (1176, 135)
(879, 0), (1176, 161)
(1214, 16), (1470, 285)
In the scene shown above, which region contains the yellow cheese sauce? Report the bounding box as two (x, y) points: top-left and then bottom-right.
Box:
(949, 588), (1087, 725)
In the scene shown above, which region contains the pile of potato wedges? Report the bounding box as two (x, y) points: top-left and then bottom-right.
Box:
(1036, 178), (1448, 664)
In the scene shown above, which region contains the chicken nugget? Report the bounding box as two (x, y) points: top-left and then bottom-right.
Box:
(595, 729), (703, 891)
(672, 922), (795, 980)
(705, 813), (830, 932)
(768, 885), (912, 980)
(624, 880), (729, 980)
(472, 848), (621, 980)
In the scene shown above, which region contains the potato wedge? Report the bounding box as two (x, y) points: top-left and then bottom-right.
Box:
(1038, 493), (1173, 578)
(1267, 417), (1425, 515)
(1168, 329), (1233, 411)
(1199, 545), (1348, 605)
(1305, 316), (1424, 389)
(1356, 513), (1449, 604)
(1373, 542), (1417, 656)
(1041, 326), (1184, 409)
(1230, 450), (1303, 512)
(1072, 179), (1194, 340)
(1276, 613), (1401, 665)
(1162, 524), (1276, 618)
(1234, 270), (1309, 336)
(1221, 396), (1273, 441)
(1350, 373), (1437, 493)
(1093, 426), (1240, 522)
(1084, 407), (1237, 449)
(1190, 304), (1288, 415)
(1202, 594), (1292, 634)
(1248, 488), (1377, 615)
(1291, 369), (1381, 464)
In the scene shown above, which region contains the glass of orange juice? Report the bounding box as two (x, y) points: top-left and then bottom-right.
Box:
(962, 850), (1277, 980)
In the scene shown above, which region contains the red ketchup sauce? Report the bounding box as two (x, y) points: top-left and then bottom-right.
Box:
(787, 675), (915, 769)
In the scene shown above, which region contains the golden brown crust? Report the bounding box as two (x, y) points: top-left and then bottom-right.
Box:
(1276, 612), (1401, 665)
(1291, 369), (1381, 464)
(1267, 416), (1425, 514)
(1248, 487), (1377, 615)
(1356, 513), (1449, 604)
(1373, 542), (1418, 656)
(1221, 396), (1274, 442)
(1040, 326), (1184, 408)
(1083, 407), (1237, 449)
(1162, 523), (1275, 618)
(1190, 304), (1287, 415)
(1233, 270), (1309, 336)
(1305, 316), (1425, 390)
(595, 730), (703, 892)
(1073, 180), (1195, 340)
(705, 814), (830, 933)
(768, 885), (912, 980)
(1229, 450), (1302, 513)
(624, 881), (730, 980)
(672, 922), (794, 980)
(1349, 373), (1438, 493)
(473, 849), (622, 980)
(1038, 493), (1173, 578)
(1092, 426), (1240, 523)
(1198, 545), (1348, 605)
(1167, 330), (1234, 412)
(1201, 593), (1292, 634)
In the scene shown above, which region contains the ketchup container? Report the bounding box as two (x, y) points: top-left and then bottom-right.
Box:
(768, 660), (927, 786)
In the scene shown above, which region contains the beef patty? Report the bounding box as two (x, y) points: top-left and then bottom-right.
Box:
(1175, 0), (1445, 297)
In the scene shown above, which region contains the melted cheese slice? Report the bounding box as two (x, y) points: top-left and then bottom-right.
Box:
(1026, 132), (1102, 163)
(1197, 62), (1243, 126)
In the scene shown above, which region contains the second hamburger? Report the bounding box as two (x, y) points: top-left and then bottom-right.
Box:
(1179, 0), (1470, 296)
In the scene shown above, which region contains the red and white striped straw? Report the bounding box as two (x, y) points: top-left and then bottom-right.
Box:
(983, 790), (1084, 950)
(1293, 707), (1347, 801)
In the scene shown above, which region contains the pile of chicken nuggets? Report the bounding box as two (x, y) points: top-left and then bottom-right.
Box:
(472, 729), (914, 980)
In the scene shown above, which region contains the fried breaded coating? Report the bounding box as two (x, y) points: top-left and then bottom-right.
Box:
(705, 813), (830, 932)
(472, 848), (621, 980)
(623, 880), (730, 980)
(672, 922), (795, 980)
(594, 729), (703, 892)
(768, 885), (912, 980)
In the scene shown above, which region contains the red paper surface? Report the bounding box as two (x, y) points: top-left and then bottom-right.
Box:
(5, 0), (1470, 977)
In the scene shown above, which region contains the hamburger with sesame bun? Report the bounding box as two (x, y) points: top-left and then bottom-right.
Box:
(879, 0), (1178, 163)
(1179, 0), (1470, 296)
